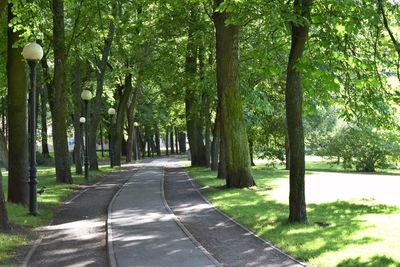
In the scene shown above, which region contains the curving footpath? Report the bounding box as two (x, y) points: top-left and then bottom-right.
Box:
(107, 158), (219, 267)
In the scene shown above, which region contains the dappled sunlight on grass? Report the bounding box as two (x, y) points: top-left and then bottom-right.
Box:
(188, 166), (400, 267)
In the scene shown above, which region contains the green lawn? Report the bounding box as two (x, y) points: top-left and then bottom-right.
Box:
(0, 165), (113, 264)
(187, 165), (400, 267)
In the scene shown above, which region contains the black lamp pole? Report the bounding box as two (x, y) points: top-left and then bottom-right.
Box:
(84, 101), (89, 180)
(109, 114), (114, 168)
(28, 60), (38, 216)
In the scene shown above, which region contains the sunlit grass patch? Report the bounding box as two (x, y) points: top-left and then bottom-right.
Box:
(187, 166), (400, 267)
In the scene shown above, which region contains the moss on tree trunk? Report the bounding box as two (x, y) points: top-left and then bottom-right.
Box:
(7, 3), (29, 204)
(52, 0), (72, 184)
(214, 0), (255, 188)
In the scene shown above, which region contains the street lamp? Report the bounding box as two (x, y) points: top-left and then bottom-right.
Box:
(79, 117), (86, 175)
(134, 122), (139, 161)
(22, 42), (43, 216)
(108, 108), (116, 168)
(81, 90), (92, 180)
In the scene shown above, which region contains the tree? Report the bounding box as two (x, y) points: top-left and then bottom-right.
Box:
(285, 0), (312, 224)
(185, 7), (207, 167)
(7, 3), (29, 205)
(52, 0), (72, 183)
(88, 3), (116, 170)
(213, 0), (255, 188)
(0, 170), (9, 231)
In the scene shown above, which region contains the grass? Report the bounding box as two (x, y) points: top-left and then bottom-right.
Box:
(187, 164), (400, 267)
(0, 164), (114, 265)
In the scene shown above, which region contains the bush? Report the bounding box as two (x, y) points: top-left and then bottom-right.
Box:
(317, 125), (400, 172)
(36, 152), (54, 166)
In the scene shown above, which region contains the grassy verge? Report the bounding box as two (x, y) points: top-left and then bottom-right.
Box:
(187, 165), (400, 267)
(0, 165), (114, 264)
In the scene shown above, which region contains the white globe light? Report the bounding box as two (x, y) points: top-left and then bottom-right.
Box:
(79, 117), (86, 123)
(134, 122), (139, 127)
(81, 90), (93, 101)
(22, 42), (44, 61)
(108, 108), (116, 115)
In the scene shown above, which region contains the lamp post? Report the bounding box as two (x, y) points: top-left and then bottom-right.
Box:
(108, 108), (116, 168)
(81, 90), (92, 180)
(79, 116), (86, 178)
(134, 122), (139, 161)
(22, 42), (43, 216)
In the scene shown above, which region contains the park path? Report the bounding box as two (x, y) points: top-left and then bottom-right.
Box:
(107, 158), (218, 267)
(164, 158), (305, 267)
(24, 167), (134, 267)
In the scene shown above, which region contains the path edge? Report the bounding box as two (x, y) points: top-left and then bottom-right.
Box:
(161, 166), (222, 267)
(106, 177), (130, 267)
(179, 167), (309, 267)
(21, 176), (107, 267)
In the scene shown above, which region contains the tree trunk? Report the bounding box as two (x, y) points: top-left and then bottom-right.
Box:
(52, 0), (73, 184)
(88, 4), (116, 170)
(170, 128), (175, 154)
(178, 132), (186, 153)
(185, 8), (207, 166)
(175, 131), (179, 154)
(217, 136), (227, 179)
(211, 110), (220, 171)
(100, 123), (104, 157)
(165, 131), (169, 156)
(285, 0), (312, 224)
(204, 97), (211, 167)
(249, 139), (256, 166)
(40, 85), (50, 156)
(126, 80), (141, 163)
(113, 73), (133, 166)
(0, 170), (10, 232)
(0, 131), (8, 171)
(155, 129), (161, 156)
(285, 135), (290, 170)
(71, 58), (83, 175)
(7, 3), (29, 204)
(214, 0), (255, 187)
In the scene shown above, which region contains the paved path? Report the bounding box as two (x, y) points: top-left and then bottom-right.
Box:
(107, 158), (218, 267)
(164, 161), (305, 267)
(25, 168), (132, 267)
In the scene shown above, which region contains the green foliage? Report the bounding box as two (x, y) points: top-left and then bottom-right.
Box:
(317, 125), (400, 172)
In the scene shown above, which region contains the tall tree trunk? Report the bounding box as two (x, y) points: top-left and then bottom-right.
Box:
(285, 135), (290, 170)
(114, 74), (134, 166)
(71, 58), (83, 175)
(40, 85), (50, 156)
(7, 3), (29, 204)
(217, 136), (227, 179)
(285, 0), (312, 224)
(178, 132), (186, 153)
(88, 4), (116, 170)
(165, 131), (169, 156)
(204, 97), (211, 167)
(100, 123), (104, 157)
(0, 170), (10, 232)
(211, 108), (220, 171)
(185, 7), (206, 166)
(249, 138), (256, 166)
(52, 0), (72, 184)
(170, 128), (175, 154)
(126, 80), (141, 163)
(214, 0), (255, 187)
(175, 131), (179, 154)
(155, 128), (161, 156)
